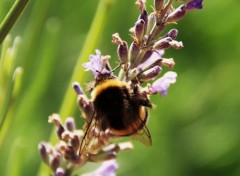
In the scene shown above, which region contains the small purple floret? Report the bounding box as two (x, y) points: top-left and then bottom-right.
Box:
(151, 71), (177, 96)
(55, 168), (65, 176)
(95, 160), (119, 176)
(82, 50), (111, 77)
(82, 50), (102, 77)
(72, 82), (83, 95)
(183, 0), (203, 11)
(84, 160), (119, 176)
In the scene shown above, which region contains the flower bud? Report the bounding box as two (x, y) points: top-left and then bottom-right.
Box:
(153, 37), (172, 50)
(146, 12), (156, 35)
(57, 124), (65, 140)
(117, 41), (128, 64)
(48, 114), (62, 126)
(55, 168), (65, 176)
(101, 55), (112, 71)
(71, 134), (80, 152)
(65, 117), (76, 131)
(139, 10), (148, 34)
(134, 19), (145, 43)
(129, 42), (140, 63)
(77, 95), (94, 123)
(64, 146), (76, 161)
(72, 82), (84, 95)
(138, 66), (162, 82)
(162, 58), (175, 68)
(112, 33), (123, 45)
(50, 155), (61, 171)
(165, 29), (178, 39)
(61, 131), (71, 141)
(138, 57), (162, 73)
(167, 5), (186, 23)
(169, 40), (184, 49)
(65, 118), (75, 131)
(38, 142), (50, 164)
(135, 0), (146, 12)
(128, 68), (138, 80)
(183, 0), (203, 11)
(48, 114), (65, 139)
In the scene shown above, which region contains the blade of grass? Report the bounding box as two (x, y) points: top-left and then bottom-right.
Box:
(0, 0), (30, 44)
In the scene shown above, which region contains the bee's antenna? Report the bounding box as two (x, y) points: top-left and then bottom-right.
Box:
(91, 66), (102, 75)
(111, 62), (123, 73)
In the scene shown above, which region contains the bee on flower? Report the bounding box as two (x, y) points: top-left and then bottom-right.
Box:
(39, 0), (203, 175)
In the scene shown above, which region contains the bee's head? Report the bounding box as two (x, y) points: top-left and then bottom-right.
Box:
(94, 72), (116, 86)
(132, 91), (152, 108)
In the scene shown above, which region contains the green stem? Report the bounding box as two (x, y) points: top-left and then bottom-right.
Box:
(0, 0), (29, 45)
(58, 0), (113, 119)
(37, 0), (114, 175)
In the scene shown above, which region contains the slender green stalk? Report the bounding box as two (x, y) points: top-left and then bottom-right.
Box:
(59, 0), (114, 119)
(37, 0), (114, 175)
(0, 0), (30, 44)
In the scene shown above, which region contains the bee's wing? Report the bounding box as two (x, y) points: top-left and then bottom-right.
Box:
(128, 107), (152, 146)
(79, 110), (101, 155)
(130, 124), (152, 146)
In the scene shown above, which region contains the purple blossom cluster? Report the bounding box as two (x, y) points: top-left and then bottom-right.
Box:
(39, 0), (203, 175)
(83, 0), (203, 97)
(39, 114), (132, 176)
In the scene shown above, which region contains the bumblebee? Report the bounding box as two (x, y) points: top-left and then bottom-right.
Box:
(89, 72), (153, 145)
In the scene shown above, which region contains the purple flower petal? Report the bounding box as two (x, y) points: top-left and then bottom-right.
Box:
(82, 50), (101, 77)
(151, 71), (177, 96)
(137, 49), (164, 72)
(82, 50), (111, 77)
(149, 50), (164, 60)
(183, 0), (203, 11)
(82, 160), (119, 176)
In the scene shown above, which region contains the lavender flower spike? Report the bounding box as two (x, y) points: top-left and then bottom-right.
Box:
(150, 71), (177, 96)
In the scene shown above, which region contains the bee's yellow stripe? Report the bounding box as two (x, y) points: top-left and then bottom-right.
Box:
(91, 79), (126, 100)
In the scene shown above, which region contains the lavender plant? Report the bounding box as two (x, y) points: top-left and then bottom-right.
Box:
(39, 0), (203, 175)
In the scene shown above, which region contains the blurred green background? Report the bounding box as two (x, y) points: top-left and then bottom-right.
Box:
(1, 0), (240, 175)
